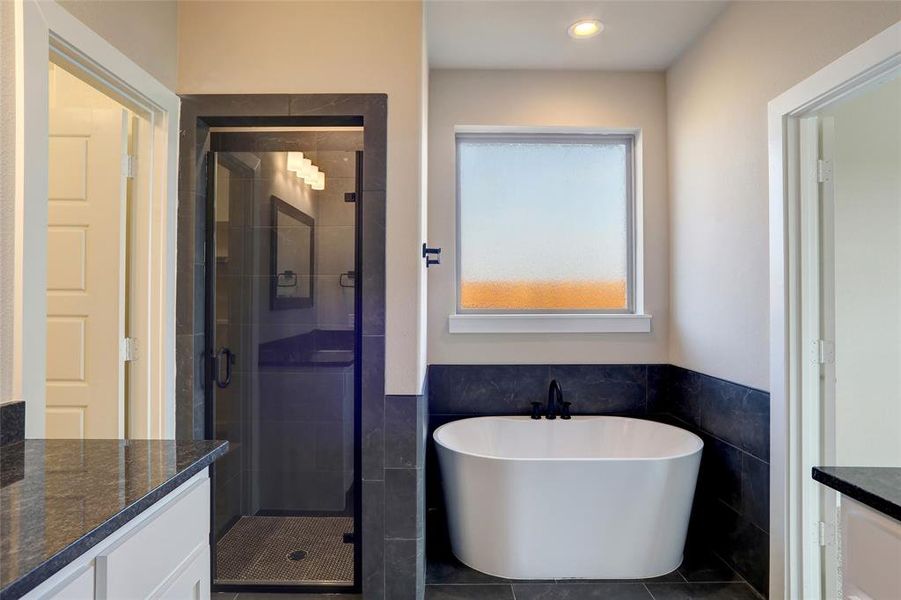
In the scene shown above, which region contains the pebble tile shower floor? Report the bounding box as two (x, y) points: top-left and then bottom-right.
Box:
(216, 516), (354, 585)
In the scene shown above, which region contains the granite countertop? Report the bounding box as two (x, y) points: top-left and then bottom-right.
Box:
(813, 466), (901, 522)
(258, 329), (355, 368)
(0, 439), (228, 599)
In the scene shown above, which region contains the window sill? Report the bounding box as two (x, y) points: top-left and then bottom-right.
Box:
(448, 313), (652, 334)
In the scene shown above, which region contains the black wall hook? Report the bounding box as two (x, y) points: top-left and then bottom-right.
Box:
(422, 243), (442, 268)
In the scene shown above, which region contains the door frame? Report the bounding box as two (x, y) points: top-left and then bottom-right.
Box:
(767, 20), (901, 600)
(204, 139), (364, 595)
(15, 0), (179, 438)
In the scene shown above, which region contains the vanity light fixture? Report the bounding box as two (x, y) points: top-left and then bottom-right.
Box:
(286, 152), (325, 190)
(568, 19), (603, 39)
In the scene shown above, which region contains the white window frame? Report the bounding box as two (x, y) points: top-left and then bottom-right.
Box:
(14, 0), (179, 438)
(767, 21), (900, 600)
(449, 125), (650, 334)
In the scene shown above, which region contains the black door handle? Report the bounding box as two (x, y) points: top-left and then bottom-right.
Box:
(213, 347), (235, 388)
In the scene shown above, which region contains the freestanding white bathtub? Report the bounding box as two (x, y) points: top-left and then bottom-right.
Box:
(434, 416), (703, 580)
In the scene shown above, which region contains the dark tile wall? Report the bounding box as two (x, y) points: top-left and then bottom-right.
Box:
(426, 364), (770, 598)
(0, 400), (24, 446)
(175, 103), (209, 442)
(650, 365), (770, 597)
(384, 386), (428, 599)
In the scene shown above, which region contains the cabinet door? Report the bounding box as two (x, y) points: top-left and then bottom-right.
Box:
(98, 478), (209, 598)
(157, 546), (210, 600)
(842, 498), (901, 600)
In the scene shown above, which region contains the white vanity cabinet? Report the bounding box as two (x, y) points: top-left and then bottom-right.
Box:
(841, 497), (901, 600)
(22, 470), (211, 600)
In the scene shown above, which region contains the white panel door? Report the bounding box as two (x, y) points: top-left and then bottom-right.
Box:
(46, 106), (128, 439)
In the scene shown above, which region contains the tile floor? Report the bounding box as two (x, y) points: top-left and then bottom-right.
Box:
(425, 507), (763, 600)
(212, 594), (358, 599)
(213, 519), (764, 600)
(425, 549), (762, 600)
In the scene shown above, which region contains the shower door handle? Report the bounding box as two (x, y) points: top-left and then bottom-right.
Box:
(213, 347), (235, 388)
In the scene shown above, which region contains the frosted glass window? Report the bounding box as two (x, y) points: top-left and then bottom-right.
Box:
(456, 133), (633, 312)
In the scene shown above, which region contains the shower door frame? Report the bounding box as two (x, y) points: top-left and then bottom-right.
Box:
(176, 94), (388, 598)
(205, 143), (364, 594)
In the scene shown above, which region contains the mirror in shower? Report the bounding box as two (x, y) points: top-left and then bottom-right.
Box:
(271, 195), (314, 310)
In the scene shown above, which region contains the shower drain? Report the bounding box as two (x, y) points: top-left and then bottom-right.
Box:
(287, 549), (308, 562)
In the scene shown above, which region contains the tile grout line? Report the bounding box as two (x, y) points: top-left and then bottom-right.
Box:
(643, 582), (658, 600)
(710, 548), (762, 596)
(666, 411), (770, 465)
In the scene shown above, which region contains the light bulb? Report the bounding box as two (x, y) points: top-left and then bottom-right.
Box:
(286, 152), (305, 172)
(568, 19), (603, 39)
(304, 165), (319, 185)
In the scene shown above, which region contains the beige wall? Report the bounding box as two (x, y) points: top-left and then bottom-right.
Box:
(666, 1), (900, 390)
(57, 0), (178, 90)
(178, 1), (427, 395)
(1, 0), (15, 404)
(427, 69), (669, 365)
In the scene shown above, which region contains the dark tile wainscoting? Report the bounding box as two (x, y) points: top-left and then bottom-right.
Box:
(649, 365), (770, 597)
(427, 364), (770, 599)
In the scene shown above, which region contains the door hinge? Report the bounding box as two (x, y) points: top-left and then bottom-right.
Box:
(121, 337), (138, 362)
(818, 339), (835, 365)
(817, 159), (832, 183)
(818, 521), (826, 546)
(124, 154), (137, 179)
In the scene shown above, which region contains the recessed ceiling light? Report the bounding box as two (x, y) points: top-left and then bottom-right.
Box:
(568, 19), (603, 39)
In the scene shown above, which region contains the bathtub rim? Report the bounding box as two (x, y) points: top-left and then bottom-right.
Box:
(433, 415), (704, 462)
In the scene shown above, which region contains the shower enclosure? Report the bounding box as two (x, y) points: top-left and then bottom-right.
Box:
(204, 128), (362, 593)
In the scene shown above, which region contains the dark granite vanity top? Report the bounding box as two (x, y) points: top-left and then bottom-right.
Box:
(0, 439), (227, 599)
(258, 328), (355, 368)
(813, 466), (901, 522)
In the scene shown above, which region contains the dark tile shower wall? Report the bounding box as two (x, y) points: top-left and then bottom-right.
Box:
(174, 113), (209, 442)
(426, 364), (770, 598)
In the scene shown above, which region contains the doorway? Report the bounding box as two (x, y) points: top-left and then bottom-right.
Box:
(44, 59), (150, 439)
(768, 22), (901, 600)
(798, 67), (901, 599)
(15, 0), (179, 439)
(205, 128), (363, 593)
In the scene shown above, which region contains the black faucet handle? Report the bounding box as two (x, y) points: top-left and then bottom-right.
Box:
(560, 401), (572, 420)
(530, 402), (543, 420)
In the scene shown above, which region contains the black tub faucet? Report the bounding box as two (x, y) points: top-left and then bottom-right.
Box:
(547, 380), (563, 420)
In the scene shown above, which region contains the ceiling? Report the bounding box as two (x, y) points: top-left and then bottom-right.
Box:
(426, 1), (729, 71)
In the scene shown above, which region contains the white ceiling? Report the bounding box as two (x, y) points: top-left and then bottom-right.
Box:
(426, 1), (729, 71)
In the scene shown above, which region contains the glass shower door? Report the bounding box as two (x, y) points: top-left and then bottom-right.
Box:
(206, 143), (361, 593)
